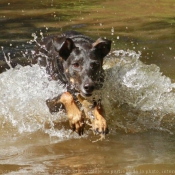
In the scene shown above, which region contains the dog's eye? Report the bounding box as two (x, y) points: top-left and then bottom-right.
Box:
(72, 63), (80, 68)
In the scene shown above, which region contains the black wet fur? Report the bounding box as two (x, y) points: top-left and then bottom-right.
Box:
(33, 31), (111, 96)
(33, 31), (111, 135)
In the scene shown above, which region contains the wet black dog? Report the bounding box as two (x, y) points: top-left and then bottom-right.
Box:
(33, 31), (111, 135)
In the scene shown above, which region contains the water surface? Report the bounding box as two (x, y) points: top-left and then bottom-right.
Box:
(1, 0), (175, 174)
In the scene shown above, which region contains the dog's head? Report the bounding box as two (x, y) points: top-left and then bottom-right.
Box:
(53, 36), (111, 97)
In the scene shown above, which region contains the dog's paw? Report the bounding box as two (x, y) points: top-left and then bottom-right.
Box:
(69, 114), (85, 136)
(92, 107), (109, 135)
(93, 115), (108, 135)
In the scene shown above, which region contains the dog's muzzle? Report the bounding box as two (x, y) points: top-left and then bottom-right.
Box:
(80, 82), (95, 97)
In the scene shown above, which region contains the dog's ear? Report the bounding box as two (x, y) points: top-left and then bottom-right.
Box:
(59, 38), (76, 60)
(92, 38), (111, 58)
(53, 37), (75, 60)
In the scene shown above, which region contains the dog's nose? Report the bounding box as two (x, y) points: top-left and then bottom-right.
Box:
(84, 83), (95, 93)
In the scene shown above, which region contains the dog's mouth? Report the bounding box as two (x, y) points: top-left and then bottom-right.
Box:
(74, 86), (93, 98)
(80, 92), (92, 98)
(74, 88), (92, 97)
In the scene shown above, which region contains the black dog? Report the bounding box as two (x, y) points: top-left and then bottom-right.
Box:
(33, 31), (111, 135)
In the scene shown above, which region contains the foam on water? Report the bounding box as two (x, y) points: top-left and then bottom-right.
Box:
(1, 49), (175, 138)
(0, 64), (68, 136)
(102, 50), (175, 133)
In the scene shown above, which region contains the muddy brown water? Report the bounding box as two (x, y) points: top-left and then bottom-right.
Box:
(1, 0), (175, 175)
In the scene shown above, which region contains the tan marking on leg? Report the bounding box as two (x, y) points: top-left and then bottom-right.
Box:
(77, 94), (108, 141)
(60, 92), (84, 135)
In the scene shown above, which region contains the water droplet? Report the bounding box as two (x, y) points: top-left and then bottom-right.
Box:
(111, 27), (114, 35)
(111, 27), (114, 33)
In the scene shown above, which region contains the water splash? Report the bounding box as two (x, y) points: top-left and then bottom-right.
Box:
(1, 46), (12, 69)
(1, 49), (175, 139)
(0, 64), (67, 134)
(102, 50), (175, 133)
(0, 33), (88, 141)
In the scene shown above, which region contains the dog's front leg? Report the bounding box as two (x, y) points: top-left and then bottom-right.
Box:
(46, 92), (85, 135)
(92, 103), (109, 135)
(77, 95), (108, 139)
(59, 92), (85, 135)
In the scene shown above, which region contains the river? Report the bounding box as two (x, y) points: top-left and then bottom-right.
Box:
(0, 0), (175, 174)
